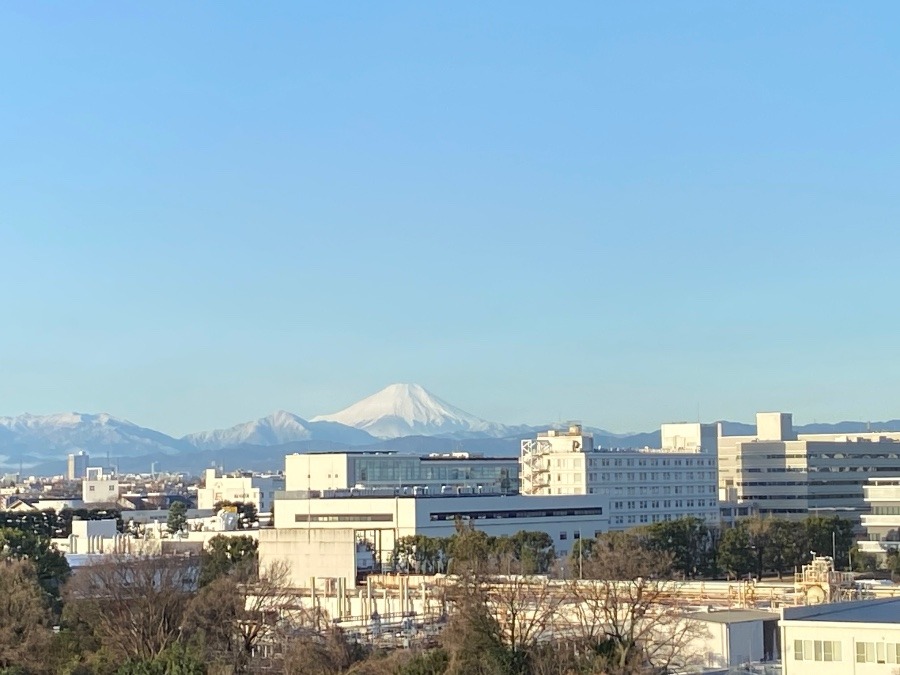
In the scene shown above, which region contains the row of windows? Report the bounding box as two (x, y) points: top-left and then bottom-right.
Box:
(742, 494), (858, 501)
(294, 513), (394, 523)
(593, 471), (716, 481)
(429, 507), (603, 522)
(593, 457), (714, 468)
(353, 459), (516, 484)
(873, 506), (900, 515)
(856, 641), (900, 664)
(609, 485), (717, 496)
(612, 512), (712, 525)
(612, 499), (709, 509)
(794, 639), (841, 662)
(739, 479), (864, 486)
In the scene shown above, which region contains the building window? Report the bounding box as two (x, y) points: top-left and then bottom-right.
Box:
(856, 641), (899, 664)
(796, 640), (842, 662)
(559, 532), (567, 541)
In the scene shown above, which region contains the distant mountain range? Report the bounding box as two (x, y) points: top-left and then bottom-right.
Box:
(3, 383), (900, 476)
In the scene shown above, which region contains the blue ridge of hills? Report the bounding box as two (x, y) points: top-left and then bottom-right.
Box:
(16, 418), (900, 477)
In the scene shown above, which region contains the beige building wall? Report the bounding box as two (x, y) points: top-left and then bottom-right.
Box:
(258, 528), (359, 588)
(714, 412), (900, 519)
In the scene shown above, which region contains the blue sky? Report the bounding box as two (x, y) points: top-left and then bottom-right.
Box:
(2, 3), (899, 436)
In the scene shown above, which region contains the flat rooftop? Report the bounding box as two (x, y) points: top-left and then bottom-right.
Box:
(783, 597), (900, 624)
(689, 609), (779, 624)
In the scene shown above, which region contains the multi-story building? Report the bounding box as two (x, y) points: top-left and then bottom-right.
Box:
(271, 488), (609, 562)
(285, 452), (518, 494)
(858, 476), (900, 556)
(82, 467), (119, 504)
(67, 451), (89, 481)
(716, 412), (900, 520)
(197, 469), (284, 514)
(521, 425), (719, 529)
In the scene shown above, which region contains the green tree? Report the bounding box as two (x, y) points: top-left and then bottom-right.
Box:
(804, 516), (854, 569)
(0, 527), (70, 599)
(568, 537), (594, 574)
(198, 534), (258, 587)
(717, 524), (755, 579)
(166, 502), (187, 536)
(850, 545), (879, 574)
(447, 523), (493, 575)
(0, 559), (54, 673)
(643, 517), (716, 578)
(765, 519), (805, 579)
(116, 642), (205, 675)
(395, 534), (448, 574)
(507, 531), (555, 575)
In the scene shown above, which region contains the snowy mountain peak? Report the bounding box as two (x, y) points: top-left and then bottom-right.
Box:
(182, 411), (313, 451)
(181, 410), (376, 451)
(0, 412), (187, 466)
(311, 383), (512, 439)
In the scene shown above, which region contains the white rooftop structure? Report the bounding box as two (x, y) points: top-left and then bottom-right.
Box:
(781, 597), (900, 673)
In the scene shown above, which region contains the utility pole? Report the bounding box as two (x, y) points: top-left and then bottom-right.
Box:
(578, 529), (583, 579)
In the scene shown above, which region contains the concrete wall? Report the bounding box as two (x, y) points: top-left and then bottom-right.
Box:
(258, 527), (359, 588)
(83, 477), (119, 503)
(661, 422), (719, 453)
(72, 519), (117, 539)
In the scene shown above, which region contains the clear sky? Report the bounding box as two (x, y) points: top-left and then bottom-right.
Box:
(2, 3), (899, 436)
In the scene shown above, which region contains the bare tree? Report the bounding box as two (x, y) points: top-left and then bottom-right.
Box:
(63, 552), (197, 663)
(484, 576), (561, 653)
(184, 559), (295, 672)
(0, 559), (54, 672)
(561, 531), (707, 674)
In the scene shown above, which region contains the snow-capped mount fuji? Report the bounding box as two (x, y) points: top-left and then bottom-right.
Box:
(310, 383), (519, 439)
(182, 411), (375, 451)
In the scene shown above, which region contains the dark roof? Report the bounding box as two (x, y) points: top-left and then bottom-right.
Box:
(783, 597), (900, 624)
(689, 609), (779, 624)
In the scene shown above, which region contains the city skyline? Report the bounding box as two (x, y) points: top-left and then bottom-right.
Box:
(2, 381), (899, 440)
(3, 4), (900, 436)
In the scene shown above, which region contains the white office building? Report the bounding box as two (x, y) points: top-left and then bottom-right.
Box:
(716, 412), (900, 519)
(272, 489), (608, 560)
(82, 467), (119, 504)
(197, 469), (285, 514)
(859, 476), (900, 556)
(521, 425), (719, 529)
(780, 597), (900, 674)
(285, 452), (518, 494)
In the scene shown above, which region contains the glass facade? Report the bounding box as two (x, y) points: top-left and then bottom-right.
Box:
(348, 456), (518, 492)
